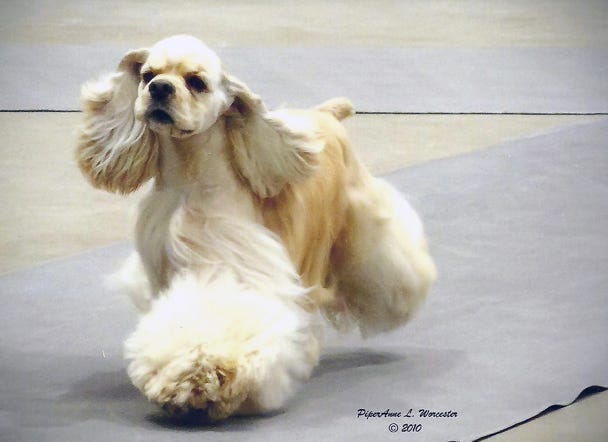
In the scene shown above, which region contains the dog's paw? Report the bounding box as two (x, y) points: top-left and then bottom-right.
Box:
(130, 345), (249, 420)
(124, 271), (318, 420)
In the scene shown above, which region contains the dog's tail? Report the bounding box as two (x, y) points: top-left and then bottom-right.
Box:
(315, 97), (354, 121)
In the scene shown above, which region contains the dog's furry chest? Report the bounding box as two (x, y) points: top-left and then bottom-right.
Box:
(134, 177), (260, 294)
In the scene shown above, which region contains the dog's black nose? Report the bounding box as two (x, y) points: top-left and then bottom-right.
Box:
(149, 80), (175, 101)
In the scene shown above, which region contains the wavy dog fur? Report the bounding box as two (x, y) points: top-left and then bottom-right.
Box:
(76, 35), (436, 420)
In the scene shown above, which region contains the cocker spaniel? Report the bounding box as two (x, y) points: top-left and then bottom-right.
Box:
(76, 35), (436, 420)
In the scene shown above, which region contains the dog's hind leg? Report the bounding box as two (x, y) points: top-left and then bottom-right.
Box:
(330, 177), (436, 336)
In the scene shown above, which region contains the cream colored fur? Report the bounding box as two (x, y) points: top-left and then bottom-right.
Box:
(76, 35), (436, 420)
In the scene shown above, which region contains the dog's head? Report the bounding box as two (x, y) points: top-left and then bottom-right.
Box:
(77, 35), (324, 196)
(123, 35), (229, 138)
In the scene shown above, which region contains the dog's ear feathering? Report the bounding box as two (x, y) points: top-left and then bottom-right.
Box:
(223, 74), (325, 198)
(76, 48), (159, 194)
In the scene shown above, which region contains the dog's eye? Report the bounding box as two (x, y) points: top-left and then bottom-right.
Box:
(185, 75), (207, 93)
(142, 71), (155, 84)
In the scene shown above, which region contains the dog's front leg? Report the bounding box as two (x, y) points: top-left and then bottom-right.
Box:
(107, 252), (154, 312)
(124, 268), (319, 420)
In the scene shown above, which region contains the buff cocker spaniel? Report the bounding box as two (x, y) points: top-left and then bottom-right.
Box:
(76, 35), (436, 420)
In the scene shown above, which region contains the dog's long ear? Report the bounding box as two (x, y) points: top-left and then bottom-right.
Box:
(76, 48), (158, 194)
(223, 74), (324, 198)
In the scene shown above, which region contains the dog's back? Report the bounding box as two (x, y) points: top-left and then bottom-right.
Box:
(263, 100), (436, 334)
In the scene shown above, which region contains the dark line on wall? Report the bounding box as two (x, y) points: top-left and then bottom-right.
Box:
(1, 109), (608, 116)
(0, 109), (82, 113)
(357, 111), (608, 116)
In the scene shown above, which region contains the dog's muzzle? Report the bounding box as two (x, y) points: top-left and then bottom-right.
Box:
(145, 79), (177, 125)
(147, 107), (174, 125)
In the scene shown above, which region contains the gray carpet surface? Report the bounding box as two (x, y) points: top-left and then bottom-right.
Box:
(0, 119), (607, 441)
(1, 45), (607, 112)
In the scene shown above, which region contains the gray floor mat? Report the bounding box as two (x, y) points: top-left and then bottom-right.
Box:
(1, 45), (607, 112)
(0, 119), (607, 441)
